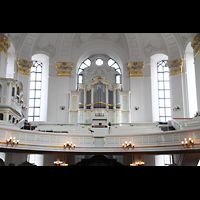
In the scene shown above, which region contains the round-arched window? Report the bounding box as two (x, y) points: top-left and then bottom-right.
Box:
(78, 56), (121, 84)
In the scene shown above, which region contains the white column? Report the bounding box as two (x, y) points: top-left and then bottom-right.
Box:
(91, 85), (93, 109)
(0, 33), (11, 78)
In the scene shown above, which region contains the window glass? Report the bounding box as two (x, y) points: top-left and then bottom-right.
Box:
(96, 58), (103, 66)
(28, 60), (42, 122)
(157, 60), (171, 122)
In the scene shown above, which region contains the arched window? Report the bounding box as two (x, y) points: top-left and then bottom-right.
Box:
(28, 60), (42, 122)
(77, 57), (121, 84)
(108, 58), (121, 84)
(78, 58), (91, 84)
(157, 60), (171, 122)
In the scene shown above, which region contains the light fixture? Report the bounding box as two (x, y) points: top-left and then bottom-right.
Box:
(60, 106), (65, 110)
(122, 141), (134, 149)
(6, 137), (19, 147)
(173, 105), (181, 111)
(130, 162), (145, 166)
(64, 141), (75, 150)
(54, 161), (68, 166)
(181, 137), (194, 148)
(135, 107), (139, 110)
(22, 105), (28, 110)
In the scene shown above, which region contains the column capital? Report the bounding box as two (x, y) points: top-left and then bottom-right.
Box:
(17, 57), (33, 76)
(55, 61), (73, 76)
(191, 33), (200, 57)
(127, 61), (145, 77)
(167, 57), (183, 76)
(0, 33), (11, 57)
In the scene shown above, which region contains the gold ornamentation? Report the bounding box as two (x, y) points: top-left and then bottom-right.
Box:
(0, 33), (11, 57)
(17, 57), (33, 76)
(191, 33), (200, 57)
(167, 57), (183, 76)
(127, 61), (145, 77)
(55, 61), (73, 76)
(89, 75), (110, 85)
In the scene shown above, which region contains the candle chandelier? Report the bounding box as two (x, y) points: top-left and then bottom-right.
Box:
(181, 138), (194, 148)
(6, 137), (19, 147)
(130, 162), (145, 166)
(64, 141), (76, 150)
(122, 141), (134, 149)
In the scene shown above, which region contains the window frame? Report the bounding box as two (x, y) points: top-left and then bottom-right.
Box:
(157, 60), (171, 122)
(28, 60), (42, 122)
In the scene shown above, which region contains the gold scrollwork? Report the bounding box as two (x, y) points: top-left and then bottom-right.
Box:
(127, 61), (145, 77)
(93, 101), (106, 105)
(191, 33), (200, 57)
(17, 57), (33, 76)
(167, 57), (183, 76)
(0, 33), (11, 57)
(55, 61), (73, 76)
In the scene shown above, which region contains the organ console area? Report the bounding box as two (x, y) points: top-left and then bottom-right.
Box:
(69, 76), (131, 125)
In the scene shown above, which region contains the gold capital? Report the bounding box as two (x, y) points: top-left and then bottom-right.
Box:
(17, 57), (33, 76)
(167, 57), (183, 76)
(0, 33), (11, 57)
(127, 61), (145, 77)
(191, 33), (200, 57)
(55, 61), (73, 76)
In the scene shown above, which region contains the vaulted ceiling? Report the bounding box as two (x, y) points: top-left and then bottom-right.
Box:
(7, 33), (195, 63)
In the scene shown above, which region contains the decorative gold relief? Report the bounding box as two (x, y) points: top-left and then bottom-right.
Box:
(0, 33), (11, 57)
(191, 33), (200, 57)
(127, 61), (145, 77)
(167, 57), (183, 76)
(55, 61), (73, 76)
(17, 57), (33, 76)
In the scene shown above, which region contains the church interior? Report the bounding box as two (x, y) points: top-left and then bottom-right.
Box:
(0, 33), (200, 166)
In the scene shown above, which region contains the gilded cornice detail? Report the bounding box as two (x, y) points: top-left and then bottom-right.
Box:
(55, 61), (73, 76)
(167, 57), (183, 76)
(89, 75), (110, 85)
(0, 33), (11, 57)
(127, 61), (145, 77)
(17, 57), (33, 76)
(191, 33), (200, 57)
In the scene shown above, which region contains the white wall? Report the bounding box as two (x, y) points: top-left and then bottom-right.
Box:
(6, 43), (15, 78)
(47, 76), (70, 123)
(130, 77), (152, 122)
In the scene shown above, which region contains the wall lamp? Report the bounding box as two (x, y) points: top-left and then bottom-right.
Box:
(173, 105), (181, 111)
(181, 138), (194, 148)
(6, 137), (19, 147)
(64, 141), (75, 150)
(60, 106), (65, 110)
(122, 141), (134, 149)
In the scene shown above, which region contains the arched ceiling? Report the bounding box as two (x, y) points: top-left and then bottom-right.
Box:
(7, 33), (196, 62)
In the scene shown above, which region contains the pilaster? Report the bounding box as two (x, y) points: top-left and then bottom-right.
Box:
(191, 34), (200, 112)
(167, 57), (188, 118)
